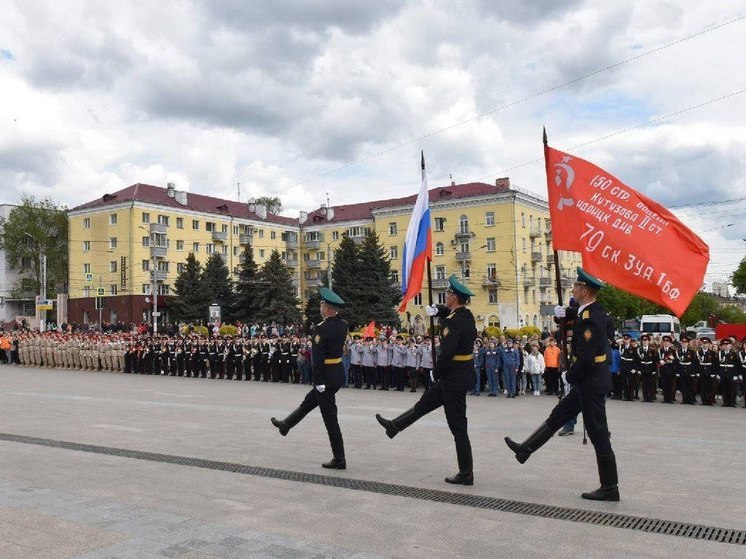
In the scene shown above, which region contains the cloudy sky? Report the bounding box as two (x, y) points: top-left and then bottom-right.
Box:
(1, 0), (744, 289)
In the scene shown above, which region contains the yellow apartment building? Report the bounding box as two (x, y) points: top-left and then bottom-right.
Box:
(67, 179), (579, 330)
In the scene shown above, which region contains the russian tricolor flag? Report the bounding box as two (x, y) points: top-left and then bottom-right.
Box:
(399, 152), (433, 312)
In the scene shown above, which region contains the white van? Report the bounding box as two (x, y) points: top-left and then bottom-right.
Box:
(639, 314), (681, 341)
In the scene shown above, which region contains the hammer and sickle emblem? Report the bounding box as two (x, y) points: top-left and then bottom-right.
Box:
(554, 156), (575, 210)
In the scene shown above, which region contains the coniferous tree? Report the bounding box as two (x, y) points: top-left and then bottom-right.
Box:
(255, 250), (301, 325)
(330, 233), (366, 328)
(358, 230), (401, 326)
(234, 244), (260, 323)
(170, 253), (209, 322)
(202, 253), (235, 322)
(304, 290), (322, 327)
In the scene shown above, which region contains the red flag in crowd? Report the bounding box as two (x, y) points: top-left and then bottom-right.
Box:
(363, 320), (376, 338)
(544, 143), (709, 317)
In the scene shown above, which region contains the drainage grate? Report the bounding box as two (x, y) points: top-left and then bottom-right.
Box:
(2, 432), (744, 546)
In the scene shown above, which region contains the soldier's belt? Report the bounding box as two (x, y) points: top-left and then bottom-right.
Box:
(324, 358), (342, 364)
(640, 361), (653, 365)
(452, 355), (473, 362)
(594, 355), (606, 363)
(620, 357), (634, 361)
(680, 362), (691, 365)
(721, 364), (734, 368)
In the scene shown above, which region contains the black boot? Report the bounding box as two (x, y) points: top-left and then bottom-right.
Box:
(322, 431), (346, 469)
(375, 407), (418, 439)
(582, 453), (620, 501)
(504, 422), (554, 464)
(445, 442), (474, 486)
(270, 406), (306, 436)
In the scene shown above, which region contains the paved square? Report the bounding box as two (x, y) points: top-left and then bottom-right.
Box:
(1, 366), (745, 558)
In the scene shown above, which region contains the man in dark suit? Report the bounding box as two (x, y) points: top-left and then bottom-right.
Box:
(271, 288), (349, 469)
(504, 267), (620, 501)
(375, 275), (478, 486)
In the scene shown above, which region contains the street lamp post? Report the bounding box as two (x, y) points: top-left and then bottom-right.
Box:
(139, 225), (158, 334)
(25, 232), (47, 332)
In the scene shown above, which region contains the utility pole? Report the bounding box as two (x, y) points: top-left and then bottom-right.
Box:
(40, 251), (47, 332)
(152, 230), (158, 335)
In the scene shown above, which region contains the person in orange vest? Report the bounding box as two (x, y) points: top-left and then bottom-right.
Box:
(543, 338), (561, 395)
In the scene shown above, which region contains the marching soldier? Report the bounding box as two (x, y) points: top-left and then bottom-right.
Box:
(638, 335), (657, 402)
(271, 287), (349, 469)
(618, 335), (638, 401)
(658, 336), (677, 404)
(504, 268), (619, 501)
(376, 276), (477, 486)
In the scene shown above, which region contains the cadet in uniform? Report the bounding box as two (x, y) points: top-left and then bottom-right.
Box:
(638, 335), (657, 402)
(697, 337), (718, 406)
(659, 336), (678, 403)
(271, 287), (349, 469)
(677, 337), (697, 404)
(376, 276), (477, 486)
(504, 268), (620, 501)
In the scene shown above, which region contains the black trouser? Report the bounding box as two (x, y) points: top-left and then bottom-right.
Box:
(612, 374), (623, 400)
(176, 354), (185, 376)
(408, 367), (419, 391)
(545, 367), (559, 394)
(660, 366), (676, 403)
(722, 375), (737, 406)
(393, 366), (406, 390)
(243, 358), (251, 380)
(234, 358), (243, 379)
(546, 387), (613, 455)
(378, 366), (390, 389)
(628, 371), (641, 400)
(225, 358), (234, 380)
(409, 382), (470, 447)
(291, 387), (345, 459)
(209, 357), (218, 378)
(363, 366), (376, 388)
(281, 360), (291, 382)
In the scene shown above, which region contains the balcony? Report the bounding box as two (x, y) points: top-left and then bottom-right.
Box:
(150, 246), (167, 258)
(285, 258), (298, 268)
(151, 270), (168, 282)
(305, 258), (322, 269)
(211, 231), (227, 242)
(305, 277), (323, 287)
(531, 251), (542, 263)
(305, 239), (321, 250)
(285, 238), (298, 250)
(455, 251), (471, 262)
(546, 254), (554, 266)
(540, 303), (555, 316)
(454, 229), (473, 241)
(529, 224), (542, 238)
(349, 235), (365, 245)
(431, 277), (449, 289)
(539, 277), (552, 288)
(149, 223), (167, 235)
(523, 276), (536, 287)
(544, 229), (553, 241)
(239, 233), (253, 245)
(561, 276), (574, 288)
(482, 276), (501, 288)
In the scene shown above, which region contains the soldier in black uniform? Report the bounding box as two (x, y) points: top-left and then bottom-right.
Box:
(271, 287), (349, 469)
(697, 337), (718, 406)
(658, 336), (678, 403)
(618, 334), (637, 401)
(638, 335), (657, 402)
(677, 337), (697, 404)
(376, 276), (477, 486)
(504, 268), (620, 501)
(719, 339), (740, 407)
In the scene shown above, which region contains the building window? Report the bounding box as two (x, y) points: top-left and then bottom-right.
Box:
(158, 284), (170, 296)
(318, 251), (325, 261)
(521, 213), (526, 227)
(83, 218), (90, 229)
(486, 237), (496, 252)
(332, 231), (339, 241)
(389, 222), (397, 236)
(142, 260), (150, 271)
(152, 232), (166, 248)
(83, 286), (91, 297)
(348, 226), (368, 238)
(158, 215), (169, 226)
(142, 212), (150, 224)
(191, 220), (199, 230)
(233, 246), (239, 256)
(390, 270), (399, 283)
(438, 292), (448, 305)
(259, 249), (265, 258)
(522, 238), (527, 252)
(487, 263), (496, 278)
(434, 217), (445, 232)
(205, 222), (215, 232)
(390, 246), (398, 260)
(83, 263), (91, 274)
(459, 215), (469, 234)
(109, 237), (117, 249)
(157, 261), (169, 272)
(110, 261), (117, 273)
(413, 293), (422, 306)
(176, 240), (184, 251)
(142, 284), (152, 295)
(206, 244), (214, 254)
(435, 265), (446, 280)
(256, 229), (263, 239)
(109, 213), (117, 225)
(488, 289), (497, 303)
(270, 231), (276, 240)
(435, 242), (444, 256)
(176, 217), (183, 229)
(222, 246), (228, 255)
(485, 211), (495, 227)
(140, 236), (149, 247)
(192, 242), (200, 252)
(460, 241), (469, 254)
(83, 241), (90, 252)
(110, 285), (117, 295)
(177, 263), (186, 274)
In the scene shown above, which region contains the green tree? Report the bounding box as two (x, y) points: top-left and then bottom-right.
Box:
(330, 233), (366, 328)
(304, 289), (322, 327)
(680, 292), (720, 327)
(255, 250), (300, 325)
(0, 195), (68, 298)
(254, 196), (282, 214)
(170, 253), (208, 322)
(597, 285), (665, 326)
(358, 230), (400, 326)
(732, 256), (746, 295)
(202, 253), (235, 322)
(234, 244), (260, 323)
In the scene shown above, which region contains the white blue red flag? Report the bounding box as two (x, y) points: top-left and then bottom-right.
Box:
(399, 152), (433, 312)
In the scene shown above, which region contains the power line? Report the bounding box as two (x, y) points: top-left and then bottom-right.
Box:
(265, 14), (746, 191)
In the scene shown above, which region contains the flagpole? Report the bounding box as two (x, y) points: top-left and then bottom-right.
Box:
(422, 151), (437, 368)
(544, 128), (569, 373)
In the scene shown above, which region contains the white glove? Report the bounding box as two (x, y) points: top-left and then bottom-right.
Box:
(630, 369), (636, 374)
(425, 304), (439, 317)
(561, 371), (568, 385)
(316, 384), (326, 393)
(711, 375), (717, 378)
(554, 305), (566, 318)
(430, 371), (435, 383)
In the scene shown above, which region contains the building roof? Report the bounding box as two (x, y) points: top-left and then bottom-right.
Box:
(70, 183), (298, 227)
(305, 181), (511, 225)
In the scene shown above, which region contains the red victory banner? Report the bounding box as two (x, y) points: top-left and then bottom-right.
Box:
(544, 144), (709, 317)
